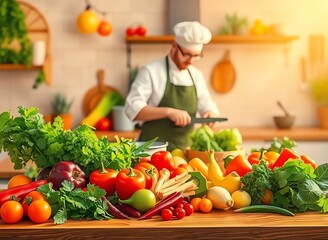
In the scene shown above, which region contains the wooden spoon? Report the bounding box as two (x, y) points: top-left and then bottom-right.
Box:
(211, 50), (236, 94)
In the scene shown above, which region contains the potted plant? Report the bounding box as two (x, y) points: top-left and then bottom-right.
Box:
(308, 70), (328, 128)
(51, 93), (74, 130)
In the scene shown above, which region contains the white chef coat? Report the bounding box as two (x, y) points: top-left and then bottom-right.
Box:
(124, 56), (219, 124)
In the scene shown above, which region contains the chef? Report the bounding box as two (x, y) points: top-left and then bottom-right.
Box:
(124, 21), (220, 151)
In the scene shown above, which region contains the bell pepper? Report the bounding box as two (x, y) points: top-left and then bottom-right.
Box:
(300, 155), (317, 169)
(224, 154), (252, 177)
(116, 168), (146, 200)
(89, 162), (118, 196)
(271, 148), (300, 169)
(248, 151), (279, 168)
(48, 161), (86, 190)
(133, 162), (159, 189)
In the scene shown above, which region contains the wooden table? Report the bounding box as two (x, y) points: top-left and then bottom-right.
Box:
(1, 211), (328, 239)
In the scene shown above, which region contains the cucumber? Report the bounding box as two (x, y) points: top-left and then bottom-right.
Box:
(233, 205), (295, 216)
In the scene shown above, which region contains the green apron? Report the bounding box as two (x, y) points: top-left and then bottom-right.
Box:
(139, 56), (198, 151)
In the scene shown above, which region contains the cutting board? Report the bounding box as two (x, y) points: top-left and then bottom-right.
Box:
(82, 69), (120, 116)
(211, 50), (236, 94)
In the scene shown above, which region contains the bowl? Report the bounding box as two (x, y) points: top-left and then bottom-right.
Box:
(185, 148), (245, 171)
(133, 141), (168, 155)
(273, 115), (296, 129)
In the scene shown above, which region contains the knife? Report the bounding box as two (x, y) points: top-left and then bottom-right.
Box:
(191, 117), (228, 124)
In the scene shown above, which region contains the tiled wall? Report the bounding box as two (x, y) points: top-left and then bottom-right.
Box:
(0, 0), (327, 128)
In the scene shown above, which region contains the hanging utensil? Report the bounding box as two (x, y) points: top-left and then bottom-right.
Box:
(211, 49), (236, 94)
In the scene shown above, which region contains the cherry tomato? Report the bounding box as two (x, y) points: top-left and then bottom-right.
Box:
(161, 208), (173, 221)
(97, 20), (112, 37)
(22, 190), (46, 216)
(126, 27), (136, 36)
(150, 151), (175, 172)
(134, 162), (159, 189)
(95, 117), (112, 131)
(28, 200), (51, 223)
(89, 168), (117, 196)
(174, 207), (186, 220)
(136, 25), (147, 36)
(116, 168), (146, 200)
(0, 200), (24, 224)
(183, 203), (194, 216)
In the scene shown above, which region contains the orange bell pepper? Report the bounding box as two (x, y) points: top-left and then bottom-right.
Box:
(225, 154), (252, 177)
(300, 155), (317, 169)
(271, 148), (300, 169)
(247, 152), (261, 165)
(248, 151), (279, 168)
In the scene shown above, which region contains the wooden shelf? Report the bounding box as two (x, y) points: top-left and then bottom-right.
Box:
(126, 35), (299, 44)
(0, 1), (52, 85)
(125, 35), (299, 67)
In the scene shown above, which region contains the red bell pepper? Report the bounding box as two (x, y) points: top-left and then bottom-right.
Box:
(300, 155), (317, 169)
(89, 162), (118, 196)
(271, 148), (300, 169)
(224, 154), (252, 177)
(115, 168), (146, 200)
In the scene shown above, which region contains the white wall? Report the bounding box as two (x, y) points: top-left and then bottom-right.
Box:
(0, 0), (327, 129)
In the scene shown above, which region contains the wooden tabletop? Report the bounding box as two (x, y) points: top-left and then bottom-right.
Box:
(1, 211), (328, 239)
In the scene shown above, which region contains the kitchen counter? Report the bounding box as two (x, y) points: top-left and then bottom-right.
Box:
(97, 127), (328, 141)
(1, 211), (328, 239)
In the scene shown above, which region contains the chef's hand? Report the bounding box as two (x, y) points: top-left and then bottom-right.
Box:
(202, 111), (220, 128)
(167, 108), (191, 127)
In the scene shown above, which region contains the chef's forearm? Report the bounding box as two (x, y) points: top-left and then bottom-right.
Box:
(135, 106), (172, 121)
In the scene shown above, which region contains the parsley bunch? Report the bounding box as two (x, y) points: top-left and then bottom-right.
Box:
(0, 106), (154, 176)
(38, 181), (112, 224)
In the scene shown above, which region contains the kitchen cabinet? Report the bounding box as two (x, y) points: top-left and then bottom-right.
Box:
(1, 211), (328, 239)
(125, 35), (299, 67)
(0, 1), (52, 85)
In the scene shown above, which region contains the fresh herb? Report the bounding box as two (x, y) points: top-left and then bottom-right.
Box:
(38, 181), (113, 224)
(241, 160), (274, 204)
(251, 137), (297, 153)
(242, 158), (328, 213)
(0, 106), (155, 176)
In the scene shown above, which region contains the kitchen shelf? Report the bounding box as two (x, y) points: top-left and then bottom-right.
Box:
(125, 35), (299, 67)
(0, 1), (52, 85)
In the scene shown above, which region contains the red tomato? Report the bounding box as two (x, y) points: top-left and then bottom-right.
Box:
(140, 157), (151, 163)
(126, 27), (136, 36)
(95, 117), (112, 131)
(116, 168), (146, 200)
(89, 168), (117, 196)
(97, 20), (112, 36)
(28, 200), (51, 223)
(161, 208), (173, 221)
(136, 25), (147, 36)
(0, 200), (24, 224)
(134, 162), (159, 189)
(150, 151), (175, 172)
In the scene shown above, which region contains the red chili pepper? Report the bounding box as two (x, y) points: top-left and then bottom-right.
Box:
(224, 155), (252, 177)
(114, 203), (142, 218)
(0, 180), (48, 206)
(271, 148), (300, 169)
(89, 162), (117, 196)
(116, 168), (146, 200)
(138, 191), (184, 220)
(101, 196), (130, 219)
(300, 155), (317, 169)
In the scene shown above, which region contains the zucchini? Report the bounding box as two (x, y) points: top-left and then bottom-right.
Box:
(233, 205), (295, 216)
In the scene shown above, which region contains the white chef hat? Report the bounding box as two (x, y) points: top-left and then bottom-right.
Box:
(173, 21), (212, 52)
